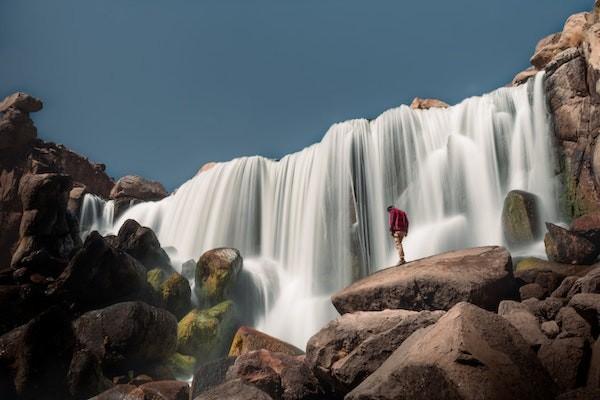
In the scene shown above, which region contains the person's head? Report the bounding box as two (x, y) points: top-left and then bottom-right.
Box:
(387, 205), (394, 212)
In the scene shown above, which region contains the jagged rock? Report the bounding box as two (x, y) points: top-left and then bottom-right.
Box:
(502, 190), (541, 247)
(544, 223), (599, 265)
(531, 13), (587, 69)
(512, 66), (538, 86)
(67, 348), (112, 399)
(110, 175), (167, 202)
(193, 379), (273, 400)
(74, 301), (177, 375)
(542, 321), (560, 339)
(230, 350), (323, 400)
(538, 337), (589, 392)
(567, 266), (600, 298)
(569, 293), (600, 337)
(229, 326), (303, 357)
(0, 307), (75, 400)
(520, 283), (546, 301)
(305, 309), (443, 395)
(190, 357), (237, 398)
(522, 297), (567, 322)
(332, 246), (515, 314)
(584, 21), (600, 101)
(553, 276), (582, 298)
(572, 212), (600, 246)
(177, 301), (239, 362)
(116, 219), (172, 272)
(195, 248), (243, 308)
(346, 302), (557, 400)
(49, 232), (155, 311)
(557, 306), (592, 340)
(409, 98), (449, 110)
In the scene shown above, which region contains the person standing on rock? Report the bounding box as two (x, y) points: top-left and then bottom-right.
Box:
(387, 205), (409, 265)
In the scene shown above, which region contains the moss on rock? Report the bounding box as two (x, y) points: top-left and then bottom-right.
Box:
(194, 248), (242, 308)
(501, 190), (541, 247)
(166, 352), (196, 378)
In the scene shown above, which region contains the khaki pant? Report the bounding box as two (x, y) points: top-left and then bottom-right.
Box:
(392, 231), (406, 264)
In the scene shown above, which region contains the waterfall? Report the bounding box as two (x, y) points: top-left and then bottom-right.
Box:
(79, 73), (559, 347)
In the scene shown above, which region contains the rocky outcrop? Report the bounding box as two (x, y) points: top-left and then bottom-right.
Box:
(332, 246), (515, 314)
(305, 309), (443, 396)
(346, 302), (558, 400)
(409, 97), (449, 110)
(545, 223), (599, 265)
(229, 326), (304, 357)
(195, 248), (243, 308)
(502, 190), (541, 247)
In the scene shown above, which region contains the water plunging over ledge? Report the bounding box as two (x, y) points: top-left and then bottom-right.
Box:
(80, 73), (559, 347)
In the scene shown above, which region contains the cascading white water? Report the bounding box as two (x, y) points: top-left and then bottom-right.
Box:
(80, 73), (559, 347)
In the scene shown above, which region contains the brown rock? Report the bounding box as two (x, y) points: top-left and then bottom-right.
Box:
(229, 326), (304, 357)
(520, 283), (546, 301)
(332, 246), (515, 314)
(588, 337), (600, 388)
(91, 384), (137, 400)
(116, 219), (172, 272)
(409, 97), (449, 110)
(544, 223), (599, 265)
(195, 247), (243, 308)
(305, 309), (443, 395)
(556, 306), (592, 339)
(542, 321), (560, 339)
(501, 308), (549, 349)
(110, 175), (167, 202)
(0, 92), (43, 113)
(522, 297), (567, 322)
(190, 357), (237, 399)
(538, 337), (589, 392)
(531, 13), (587, 69)
(569, 293), (600, 336)
(138, 381), (189, 400)
(346, 302), (557, 400)
(512, 66), (538, 86)
(553, 276), (581, 298)
(567, 267), (600, 299)
(193, 379), (274, 400)
(557, 388), (600, 400)
(572, 212), (600, 246)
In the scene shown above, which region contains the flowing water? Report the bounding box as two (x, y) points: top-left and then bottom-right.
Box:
(80, 73), (559, 347)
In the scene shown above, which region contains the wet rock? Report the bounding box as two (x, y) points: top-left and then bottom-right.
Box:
(332, 246), (515, 314)
(502, 190), (541, 247)
(229, 326), (304, 357)
(538, 337), (589, 392)
(520, 283), (546, 301)
(166, 353), (196, 378)
(195, 248), (243, 308)
(230, 349), (323, 400)
(190, 356), (237, 398)
(544, 223), (599, 265)
(116, 219), (172, 272)
(74, 301), (177, 374)
(147, 268), (192, 319)
(305, 309), (443, 395)
(512, 66), (538, 86)
(346, 302), (557, 400)
(569, 293), (600, 337)
(110, 175), (167, 202)
(409, 98), (449, 110)
(177, 301), (239, 362)
(542, 321), (560, 339)
(193, 378), (274, 400)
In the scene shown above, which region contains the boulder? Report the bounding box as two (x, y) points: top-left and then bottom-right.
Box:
(572, 211), (600, 246)
(514, 258), (593, 289)
(177, 301), (239, 362)
(557, 388), (600, 400)
(110, 175), (167, 202)
(553, 276), (581, 298)
(229, 326), (304, 357)
(230, 350), (323, 400)
(166, 353), (196, 378)
(74, 301), (178, 374)
(346, 302), (557, 400)
(589, 337), (600, 388)
(135, 381), (190, 400)
(195, 248), (243, 308)
(544, 223), (599, 265)
(0, 284), (47, 336)
(522, 297), (567, 322)
(305, 309), (444, 395)
(0, 92), (43, 113)
(67, 348), (112, 399)
(49, 232), (154, 311)
(531, 13), (586, 69)
(190, 357), (237, 398)
(90, 384), (137, 400)
(538, 337), (589, 392)
(501, 308), (548, 350)
(116, 219), (172, 271)
(567, 267), (600, 298)
(520, 283), (546, 301)
(193, 379), (273, 400)
(512, 66), (538, 86)
(409, 98), (449, 110)
(332, 246), (515, 314)
(556, 306), (592, 340)
(569, 293), (600, 337)
(501, 190), (541, 247)
(147, 268), (192, 319)
(542, 321), (561, 339)
(0, 104), (37, 151)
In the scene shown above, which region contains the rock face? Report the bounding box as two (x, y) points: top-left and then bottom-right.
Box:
(195, 248), (243, 308)
(305, 309), (444, 396)
(502, 190), (541, 247)
(545, 223), (599, 265)
(332, 246), (515, 314)
(409, 97), (449, 110)
(346, 302), (558, 400)
(572, 211), (600, 246)
(229, 326), (304, 357)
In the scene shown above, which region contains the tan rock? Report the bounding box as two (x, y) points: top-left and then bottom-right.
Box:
(229, 326), (303, 357)
(409, 97), (449, 110)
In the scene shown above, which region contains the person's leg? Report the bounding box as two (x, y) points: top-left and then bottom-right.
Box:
(393, 231), (405, 265)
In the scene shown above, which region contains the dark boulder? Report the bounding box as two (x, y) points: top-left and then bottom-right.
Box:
(545, 223), (599, 265)
(332, 246), (515, 314)
(190, 357), (237, 398)
(195, 248), (243, 308)
(556, 306), (592, 340)
(567, 267), (600, 299)
(134, 381), (190, 400)
(501, 190), (541, 247)
(305, 309), (443, 396)
(147, 268), (192, 319)
(572, 211), (600, 246)
(514, 257), (594, 297)
(569, 293), (600, 337)
(193, 379), (274, 400)
(520, 283), (546, 301)
(110, 175), (167, 202)
(0, 284), (47, 336)
(90, 384), (137, 400)
(116, 219), (172, 272)
(538, 337), (590, 392)
(346, 302), (557, 400)
(557, 388), (600, 400)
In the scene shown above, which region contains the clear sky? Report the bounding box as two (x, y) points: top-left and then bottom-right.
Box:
(0, 0), (593, 190)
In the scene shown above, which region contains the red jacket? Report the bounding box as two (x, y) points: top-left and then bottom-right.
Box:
(389, 207), (409, 233)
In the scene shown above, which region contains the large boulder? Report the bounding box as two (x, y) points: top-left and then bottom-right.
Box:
(110, 175), (167, 202)
(567, 267), (600, 299)
(501, 190), (541, 247)
(500, 307), (548, 350)
(195, 248), (243, 308)
(147, 268), (192, 319)
(305, 309), (443, 395)
(531, 13), (587, 69)
(572, 211), (600, 246)
(177, 301), (239, 362)
(569, 293), (600, 337)
(74, 301), (178, 375)
(190, 357), (237, 398)
(230, 350), (323, 400)
(332, 246), (515, 314)
(538, 337), (590, 392)
(229, 326), (303, 357)
(544, 223), (599, 265)
(193, 379), (274, 400)
(346, 302), (557, 400)
(0, 93), (39, 151)
(48, 232), (155, 311)
(116, 219), (172, 271)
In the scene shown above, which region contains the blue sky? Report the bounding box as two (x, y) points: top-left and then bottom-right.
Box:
(0, 0), (592, 189)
